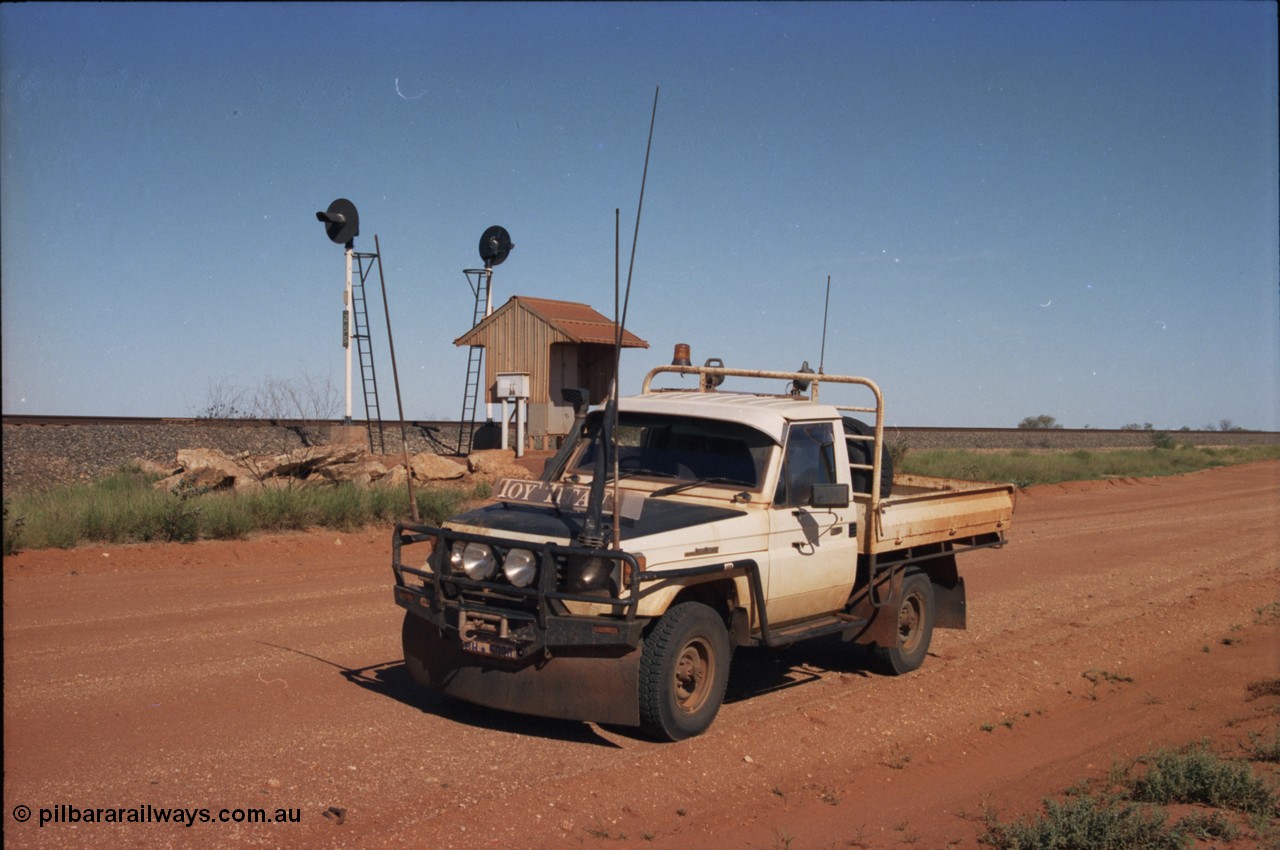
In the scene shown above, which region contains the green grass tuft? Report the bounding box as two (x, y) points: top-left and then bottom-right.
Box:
(1247, 728), (1280, 762)
(1172, 809), (1239, 842)
(979, 794), (1179, 850)
(3, 499), (27, 555)
(1127, 744), (1276, 815)
(3, 465), (488, 550)
(899, 444), (1280, 486)
(981, 737), (1280, 850)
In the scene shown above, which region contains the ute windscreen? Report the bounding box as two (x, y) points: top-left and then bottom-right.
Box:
(570, 412), (775, 489)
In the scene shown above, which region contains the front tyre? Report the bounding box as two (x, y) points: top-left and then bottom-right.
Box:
(872, 568), (935, 675)
(402, 610), (436, 688)
(638, 602), (731, 741)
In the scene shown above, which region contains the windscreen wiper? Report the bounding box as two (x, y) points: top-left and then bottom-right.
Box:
(650, 477), (753, 498)
(567, 467), (678, 484)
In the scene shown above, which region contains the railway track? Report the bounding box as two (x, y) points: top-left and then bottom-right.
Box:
(2, 413), (1273, 441)
(2, 414), (412, 428)
(3, 414), (1276, 492)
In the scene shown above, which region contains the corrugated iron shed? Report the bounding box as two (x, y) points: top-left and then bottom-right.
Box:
(454, 296), (649, 430)
(454, 296), (648, 349)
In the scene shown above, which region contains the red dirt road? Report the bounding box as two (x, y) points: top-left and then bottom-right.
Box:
(4, 462), (1278, 849)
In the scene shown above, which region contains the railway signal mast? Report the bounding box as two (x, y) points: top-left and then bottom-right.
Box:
(315, 198), (361, 425)
(457, 225), (514, 453)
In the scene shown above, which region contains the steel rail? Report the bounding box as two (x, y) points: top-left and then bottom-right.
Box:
(3, 414), (1272, 439)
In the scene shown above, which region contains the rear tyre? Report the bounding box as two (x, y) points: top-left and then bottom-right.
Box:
(638, 602), (731, 741)
(872, 568), (935, 675)
(843, 416), (893, 498)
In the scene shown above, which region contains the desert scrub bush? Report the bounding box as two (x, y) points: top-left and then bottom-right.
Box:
(315, 484), (374, 532)
(1247, 728), (1280, 763)
(6, 467), (189, 547)
(407, 481), (496, 525)
(196, 493), (254, 540)
(244, 487), (319, 532)
(1254, 603), (1280, 626)
(984, 739), (1279, 850)
(158, 478), (207, 542)
(899, 444), (1280, 486)
(416, 486), (471, 525)
(3, 462), (488, 549)
(1127, 744), (1277, 815)
(319, 483), (421, 530)
(885, 430), (911, 468)
(366, 485), (415, 523)
(978, 793), (1179, 850)
(83, 483), (174, 542)
(1171, 809), (1238, 842)
(1248, 679), (1280, 700)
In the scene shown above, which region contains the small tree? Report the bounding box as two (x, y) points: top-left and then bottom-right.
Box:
(197, 371), (345, 469)
(197, 378), (249, 419)
(242, 370), (344, 453)
(249, 372), (342, 423)
(1017, 415), (1063, 430)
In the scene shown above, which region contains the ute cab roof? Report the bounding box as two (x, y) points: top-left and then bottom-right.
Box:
(617, 391), (841, 445)
(623, 362), (886, 446)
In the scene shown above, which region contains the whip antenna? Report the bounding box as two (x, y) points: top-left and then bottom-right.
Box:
(581, 86), (660, 550)
(819, 274), (832, 375)
(621, 85), (658, 337)
(611, 208), (621, 548)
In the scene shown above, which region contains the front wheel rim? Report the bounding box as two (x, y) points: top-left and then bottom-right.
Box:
(673, 637), (714, 714)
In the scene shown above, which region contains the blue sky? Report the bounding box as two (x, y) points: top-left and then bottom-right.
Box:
(3, 2), (1277, 429)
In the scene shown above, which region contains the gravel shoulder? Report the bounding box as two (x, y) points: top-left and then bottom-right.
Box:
(3, 461), (1278, 848)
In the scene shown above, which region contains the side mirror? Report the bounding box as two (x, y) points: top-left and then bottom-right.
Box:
(810, 482), (850, 509)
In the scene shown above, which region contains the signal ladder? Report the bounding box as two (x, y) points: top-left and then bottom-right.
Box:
(457, 268), (492, 454)
(351, 250), (386, 454)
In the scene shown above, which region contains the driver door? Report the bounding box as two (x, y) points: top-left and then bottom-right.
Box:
(765, 421), (857, 625)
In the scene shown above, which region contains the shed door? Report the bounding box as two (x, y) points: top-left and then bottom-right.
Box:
(546, 344), (578, 436)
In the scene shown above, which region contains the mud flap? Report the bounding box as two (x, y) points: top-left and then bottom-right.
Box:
(932, 575), (966, 630)
(408, 620), (642, 727)
(849, 599), (899, 650)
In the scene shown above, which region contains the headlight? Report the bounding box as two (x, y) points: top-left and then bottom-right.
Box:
(460, 542), (496, 580)
(449, 541), (466, 573)
(564, 554), (615, 592)
(502, 548), (538, 587)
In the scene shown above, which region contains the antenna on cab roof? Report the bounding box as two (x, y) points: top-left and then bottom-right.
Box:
(819, 274), (832, 375)
(580, 85), (660, 552)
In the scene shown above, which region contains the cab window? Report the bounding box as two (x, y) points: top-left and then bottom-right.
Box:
(774, 422), (837, 506)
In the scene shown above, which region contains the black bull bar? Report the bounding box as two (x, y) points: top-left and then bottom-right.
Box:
(391, 521), (759, 726)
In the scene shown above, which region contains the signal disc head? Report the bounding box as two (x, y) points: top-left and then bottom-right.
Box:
(317, 198), (359, 246)
(478, 225), (513, 268)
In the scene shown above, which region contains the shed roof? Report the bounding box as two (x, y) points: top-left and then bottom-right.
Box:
(454, 296), (648, 348)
